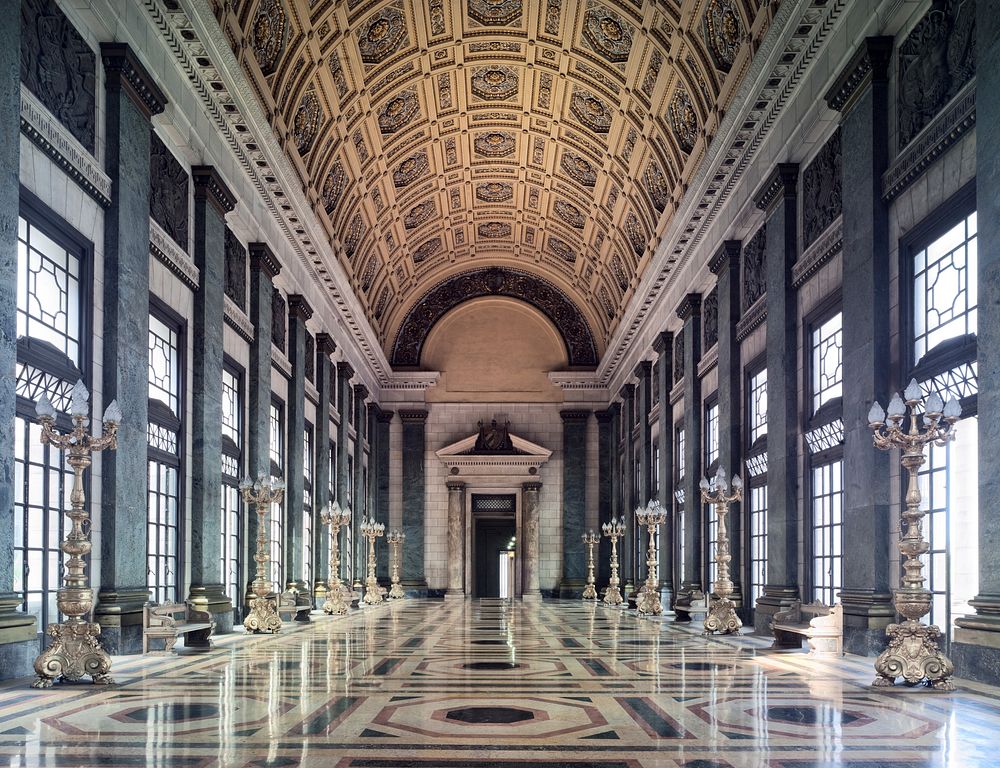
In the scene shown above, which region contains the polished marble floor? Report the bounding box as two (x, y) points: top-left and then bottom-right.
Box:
(1, 599), (998, 767)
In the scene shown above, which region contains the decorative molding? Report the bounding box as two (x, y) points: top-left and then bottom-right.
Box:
(271, 345), (292, 379)
(793, 216), (843, 288)
(882, 83), (976, 202)
(676, 293), (702, 321)
(223, 296), (254, 343)
(398, 409), (429, 423)
(548, 372), (606, 393)
(735, 297), (767, 341)
(192, 166), (237, 217)
(149, 217), (199, 290)
(823, 36), (892, 113)
(708, 240), (741, 275)
(249, 242), (282, 280)
(697, 344), (719, 378)
(753, 163), (799, 211)
(287, 294), (314, 322)
(801, 128), (842, 250)
(19, 86), (111, 208)
(100, 43), (167, 119)
(382, 372), (441, 391)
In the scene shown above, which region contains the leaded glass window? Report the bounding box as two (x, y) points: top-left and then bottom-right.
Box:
(675, 425), (685, 583)
(704, 401), (719, 469)
(811, 312), (842, 414)
(811, 459), (843, 606)
(303, 425), (313, 588)
(269, 400), (285, 591)
(748, 368), (767, 445)
(148, 314), (180, 414)
(221, 366), (243, 613)
(749, 485), (767, 608)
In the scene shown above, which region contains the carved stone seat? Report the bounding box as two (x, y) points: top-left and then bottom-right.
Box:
(673, 590), (708, 622)
(142, 602), (214, 654)
(277, 590), (312, 622)
(771, 600), (843, 656)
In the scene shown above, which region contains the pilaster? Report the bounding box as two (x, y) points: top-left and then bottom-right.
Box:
(285, 295), (312, 616)
(353, 383), (369, 581)
(559, 410), (590, 597)
(678, 294), (703, 603)
(445, 480), (466, 599)
(619, 384), (636, 595)
(335, 361), (353, 584)
(652, 331), (674, 606)
(635, 361), (653, 597)
(521, 481), (543, 601)
(399, 410), (428, 590)
(312, 333), (336, 595)
(595, 410), (614, 590)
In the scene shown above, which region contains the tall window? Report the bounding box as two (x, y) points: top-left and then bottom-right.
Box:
(674, 425), (686, 583)
(746, 364), (768, 608)
(303, 424), (313, 590)
(806, 310), (844, 606)
(13, 207), (88, 636)
(909, 200), (978, 640)
(148, 310), (183, 605)
(221, 365), (243, 613)
(704, 399), (719, 589)
(269, 399), (285, 592)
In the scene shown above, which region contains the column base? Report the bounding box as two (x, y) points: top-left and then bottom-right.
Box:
(188, 584), (234, 634)
(839, 588), (894, 655)
(0, 595), (38, 680)
(953, 601), (1000, 685)
(753, 586), (800, 634)
(287, 580), (313, 621)
(521, 592), (542, 603)
(444, 590), (466, 601)
(557, 579), (586, 599)
(95, 587), (150, 655)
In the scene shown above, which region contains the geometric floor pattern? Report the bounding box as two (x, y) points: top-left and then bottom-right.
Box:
(1, 599), (998, 766)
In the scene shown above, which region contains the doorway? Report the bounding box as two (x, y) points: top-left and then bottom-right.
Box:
(471, 493), (516, 598)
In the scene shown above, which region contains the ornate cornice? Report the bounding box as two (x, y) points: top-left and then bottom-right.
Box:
(560, 410), (592, 423)
(754, 163), (799, 211)
(353, 383), (370, 402)
(150, 217), (198, 290)
(735, 297), (767, 341)
(708, 240), (742, 275)
(634, 360), (652, 380)
(619, 383), (635, 401)
(337, 361), (355, 380)
(446, 479), (466, 491)
(223, 296), (254, 342)
(287, 294), (314, 322)
(522, 481), (543, 491)
(676, 293), (702, 321)
(398, 409), (429, 423)
(594, 409), (614, 424)
(316, 332), (337, 357)
(375, 407), (395, 424)
(824, 36), (893, 113)
(249, 242), (281, 280)
(652, 330), (673, 354)
(793, 216), (843, 288)
(100, 43), (167, 119)
(192, 165), (237, 217)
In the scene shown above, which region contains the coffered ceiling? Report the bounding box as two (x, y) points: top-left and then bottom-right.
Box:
(214, 0), (771, 367)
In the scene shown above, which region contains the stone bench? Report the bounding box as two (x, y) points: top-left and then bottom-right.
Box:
(143, 602), (214, 654)
(278, 590), (312, 622)
(771, 600), (843, 656)
(673, 590), (708, 622)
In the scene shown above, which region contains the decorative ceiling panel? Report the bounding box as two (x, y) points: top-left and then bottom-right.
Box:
(213, 0), (770, 364)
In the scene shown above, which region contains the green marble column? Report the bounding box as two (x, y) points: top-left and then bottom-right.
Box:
(652, 331), (674, 608)
(400, 410), (428, 591)
(558, 410), (590, 597)
(285, 295), (312, 618)
(312, 333), (336, 599)
(352, 384), (368, 582)
(677, 294), (703, 609)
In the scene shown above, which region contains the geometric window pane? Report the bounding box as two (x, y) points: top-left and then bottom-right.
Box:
(270, 501), (284, 594)
(707, 506), (718, 592)
(147, 423), (179, 455)
(748, 367), (767, 444)
(811, 458), (843, 607)
(270, 403), (284, 470)
(221, 480), (242, 611)
(676, 427), (686, 481)
(147, 458), (180, 604)
(749, 484), (767, 608)
(811, 312), (842, 413)
(148, 313), (179, 414)
(922, 362), (978, 402)
(15, 363), (75, 414)
(805, 419), (844, 454)
(222, 368), (241, 446)
(913, 211), (978, 364)
(704, 402), (719, 467)
(746, 452), (769, 478)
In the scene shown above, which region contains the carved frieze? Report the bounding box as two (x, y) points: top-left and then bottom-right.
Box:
(271, 288), (286, 352)
(673, 333), (684, 384)
(570, 88), (613, 133)
(478, 222), (512, 238)
(391, 267), (597, 366)
(468, 0), (522, 26)
(393, 151), (429, 187)
(357, 6), (409, 65)
(703, 287), (719, 350)
(702, 0), (744, 73)
(321, 161), (347, 215)
(644, 163), (669, 212)
(741, 225), (766, 312)
(560, 151), (597, 186)
(412, 237), (442, 263)
(149, 132), (189, 250)
(404, 200), (436, 228)
(668, 87), (698, 154)
(305, 332), (315, 383)
(802, 128), (842, 249)
(581, 4), (634, 64)
(554, 199), (585, 229)
(224, 227), (247, 311)
(548, 236), (576, 262)
(293, 90), (322, 155)
(250, 0), (287, 75)
(20, 0), (96, 152)
(471, 66), (519, 101)
(544, 0), (562, 35)
(476, 181), (514, 203)
(378, 88), (419, 133)
(898, 0), (976, 149)
(474, 131), (516, 157)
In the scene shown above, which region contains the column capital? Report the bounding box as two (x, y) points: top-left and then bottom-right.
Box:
(608, 401), (621, 417)
(399, 409), (428, 423)
(249, 242), (281, 279)
(287, 294), (314, 323)
(100, 43), (167, 119)
(316, 332), (337, 356)
(825, 36), (894, 113)
(191, 166), (237, 217)
(560, 409), (591, 422)
(708, 240), (742, 274)
(634, 359), (652, 380)
(754, 163), (799, 211)
(353, 383), (369, 402)
(446, 480), (466, 492)
(522, 481), (543, 492)
(619, 382), (635, 401)
(374, 405), (394, 423)
(652, 330), (673, 354)
(337, 360), (355, 380)
(676, 292), (702, 321)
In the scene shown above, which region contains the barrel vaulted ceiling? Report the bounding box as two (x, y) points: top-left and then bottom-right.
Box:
(213, 0), (772, 367)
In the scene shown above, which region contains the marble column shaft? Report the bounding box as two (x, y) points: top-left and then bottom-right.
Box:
(312, 334), (336, 592)
(560, 410), (590, 595)
(678, 294), (703, 597)
(335, 362), (352, 581)
(652, 331), (674, 605)
(188, 167), (236, 629)
(374, 406), (392, 581)
(446, 480), (466, 597)
(595, 410), (614, 589)
(0, 0), (35, 677)
(245, 243), (281, 601)
(709, 241), (743, 608)
(826, 38), (895, 654)
(285, 296), (311, 609)
(953, 1), (1000, 685)
(399, 410), (427, 587)
(635, 362), (653, 585)
(757, 164), (801, 627)
(96, 44), (166, 654)
(353, 384), (368, 580)
(521, 481), (542, 600)
(619, 384), (636, 589)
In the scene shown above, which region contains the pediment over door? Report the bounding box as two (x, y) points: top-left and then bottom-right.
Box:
(436, 432), (552, 478)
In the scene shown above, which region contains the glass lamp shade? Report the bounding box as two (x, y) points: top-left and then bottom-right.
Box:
(34, 393), (56, 420)
(70, 379), (90, 417)
(699, 477), (710, 492)
(925, 391), (944, 414)
(887, 393), (907, 418)
(732, 474), (743, 490)
(904, 378), (923, 402)
(103, 399), (123, 425)
(868, 401), (886, 425)
(944, 398), (962, 419)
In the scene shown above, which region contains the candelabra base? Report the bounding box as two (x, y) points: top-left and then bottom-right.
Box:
(582, 583), (597, 600)
(32, 620), (113, 688)
(873, 620), (955, 690)
(704, 597), (742, 635)
(364, 579), (385, 606)
(243, 595), (282, 633)
(603, 586), (624, 606)
(322, 585), (351, 615)
(388, 582), (405, 599)
(636, 586), (662, 616)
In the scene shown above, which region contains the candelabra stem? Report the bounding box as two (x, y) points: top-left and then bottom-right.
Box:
(244, 499), (282, 633)
(703, 498), (741, 635)
(603, 535), (624, 606)
(323, 522), (350, 615)
(389, 540), (405, 599)
(636, 522), (663, 616)
(363, 532), (384, 605)
(582, 536), (598, 600)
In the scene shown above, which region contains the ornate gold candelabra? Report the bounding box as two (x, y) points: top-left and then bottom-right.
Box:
(868, 379), (960, 690)
(388, 529), (406, 599)
(361, 517), (386, 605)
(601, 516), (626, 606)
(581, 531), (599, 600)
(636, 500), (668, 616)
(31, 382), (120, 688)
(321, 501), (352, 614)
(240, 475), (285, 633)
(699, 467), (742, 635)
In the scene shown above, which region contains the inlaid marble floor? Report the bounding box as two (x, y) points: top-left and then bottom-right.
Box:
(0, 599), (998, 767)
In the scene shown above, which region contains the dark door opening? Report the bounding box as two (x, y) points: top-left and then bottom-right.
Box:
(474, 519), (516, 598)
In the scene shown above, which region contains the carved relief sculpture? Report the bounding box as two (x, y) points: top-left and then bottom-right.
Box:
(150, 132), (189, 250)
(625, 213), (645, 256)
(474, 131), (516, 157)
(560, 151), (598, 186)
(802, 128), (842, 249)
(478, 222), (512, 238)
(321, 161), (347, 215)
(741, 226), (766, 311)
(702, 0), (744, 73)
(703, 288), (719, 349)
(412, 237), (442, 263)
(673, 333), (685, 384)
(468, 0), (522, 26)
(476, 182), (514, 203)
(582, 3), (634, 64)
(554, 200), (586, 229)
(271, 288), (286, 351)
(378, 88), (420, 134)
(393, 151), (429, 187)
(292, 90), (322, 156)
(644, 162), (670, 213)
(548, 236), (576, 263)
(224, 227), (247, 311)
(471, 66), (519, 101)
(357, 5), (409, 65)
(250, 0), (287, 75)
(668, 87), (699, 155)
(570, 89), (613, 133)
(404, 201), (436, 229)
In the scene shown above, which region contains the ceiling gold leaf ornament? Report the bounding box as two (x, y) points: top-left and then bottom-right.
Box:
(328, 51), (349, 99)
(468, 0), (523, 27)
(378, 88), (420, 133)
(554, 199), (586, 228)
(250, 0), (287, 76)
(403, 201), (436, 229)
(374, 286), (390, 320)
(476, 181), (514, 202)
(668, 86), (699, 154)
(581, 3), (634, 64)
(610, 252), (629, 290)
(544, 0), (562, 34)
(393, 150), (429, 187)
(598, 285), (615, 318)
(625, 212), (646, 256)
(471, 65), (519, 101)
(548, 235), (577, 262)
(569, 88), (613, 133)
(560, 151), (598, 186)
(474, 130), (516, 157)
(360, 254), (380, 291)
(702, 0), (744, 74)
(321, 161), (347, 215)
(357, 5), (408, 65)
(292, 89), (322, 155)
(478, 222), (512, 238)
(412, 237), (443, 263)
(344, 213), (365, 258)
(643, 162), (669, 213)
